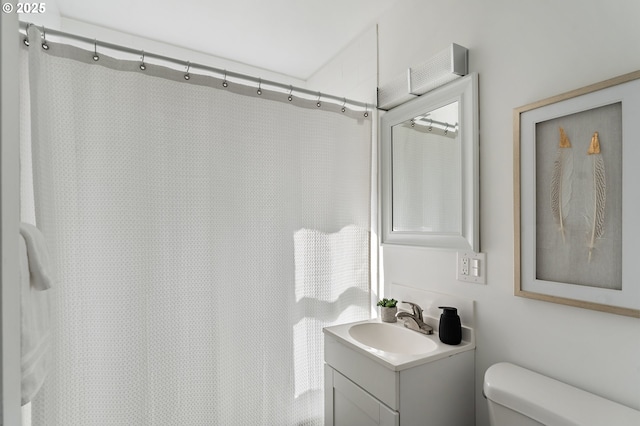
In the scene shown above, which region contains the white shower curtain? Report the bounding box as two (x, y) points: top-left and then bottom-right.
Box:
(20, 28), (370, 425)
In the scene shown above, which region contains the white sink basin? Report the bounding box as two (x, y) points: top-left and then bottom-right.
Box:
(348, 322), (438, 355)
(324, 318), (475, 371)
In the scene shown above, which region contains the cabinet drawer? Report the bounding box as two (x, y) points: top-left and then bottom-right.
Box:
(325, 334), (399, 410)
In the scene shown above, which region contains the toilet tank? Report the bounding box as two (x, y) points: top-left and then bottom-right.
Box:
(483, 362), (640, 426)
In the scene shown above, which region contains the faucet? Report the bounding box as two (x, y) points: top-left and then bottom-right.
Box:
(396, 301), (433, 335)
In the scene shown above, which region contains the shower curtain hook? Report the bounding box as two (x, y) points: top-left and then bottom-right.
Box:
(92, 39), (99, 61)
(257, 78), (262, 95)
(364, 104), (369, 118)
(41, 26), (49, 50)
(139, 50), (146, 71)
(184, 61), (191, 80)
(222, 70), (228, 87)
(288, 86), (293, 102)
(24, 23), (31, 46)
(316, 92), (322, 108)
(341, 98), (346, 113)
(444, 123), (449, 135)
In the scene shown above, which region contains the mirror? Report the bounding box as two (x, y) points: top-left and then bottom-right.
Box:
(380, 73), (479, 250)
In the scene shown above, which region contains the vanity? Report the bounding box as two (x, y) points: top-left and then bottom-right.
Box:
(323, 318), (475, 426)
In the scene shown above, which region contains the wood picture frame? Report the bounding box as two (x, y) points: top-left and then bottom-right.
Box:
(514, 70), (640, 318)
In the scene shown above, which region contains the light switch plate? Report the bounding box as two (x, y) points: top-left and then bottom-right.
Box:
(457, 251), (486, 284)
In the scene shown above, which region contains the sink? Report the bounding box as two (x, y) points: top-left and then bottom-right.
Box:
(324, 318), (475, 371)
(348, 322), (438, 355)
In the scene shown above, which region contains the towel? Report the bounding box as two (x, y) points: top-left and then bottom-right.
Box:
(19, 223), (54, 290)
(19, 223), (53, 405)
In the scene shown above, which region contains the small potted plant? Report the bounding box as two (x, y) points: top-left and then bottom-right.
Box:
(377, 298), (398, 323)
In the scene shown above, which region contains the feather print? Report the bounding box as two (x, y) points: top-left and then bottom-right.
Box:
(587, 131), (606, 262)
(550, 127), (573, 243)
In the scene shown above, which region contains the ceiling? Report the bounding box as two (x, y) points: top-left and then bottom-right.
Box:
(55, 0), (398, 80)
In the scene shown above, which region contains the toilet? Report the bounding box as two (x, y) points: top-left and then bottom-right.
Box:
(483, 362), (640, 426)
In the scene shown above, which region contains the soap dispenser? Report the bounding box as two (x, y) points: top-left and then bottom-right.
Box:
(438, 306), (462, 345)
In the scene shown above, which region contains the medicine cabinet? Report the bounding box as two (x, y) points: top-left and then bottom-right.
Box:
(380, 73), (479, 251)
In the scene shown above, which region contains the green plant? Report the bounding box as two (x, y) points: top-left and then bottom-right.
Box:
(376, 298), (398, 308)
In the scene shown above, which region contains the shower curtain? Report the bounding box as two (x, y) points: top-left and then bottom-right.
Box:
(20, 27), (371, 425)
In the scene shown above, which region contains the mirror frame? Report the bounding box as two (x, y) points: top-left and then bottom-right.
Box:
(380, 73), (479, 250)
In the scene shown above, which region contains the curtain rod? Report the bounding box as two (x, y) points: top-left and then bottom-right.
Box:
(18, 21), (370, 113)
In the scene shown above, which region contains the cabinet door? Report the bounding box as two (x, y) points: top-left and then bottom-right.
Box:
(325, 366), (399, 426)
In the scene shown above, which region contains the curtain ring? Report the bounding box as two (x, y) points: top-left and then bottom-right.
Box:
(288, 86), (293, 102)
(23, 23), (31, 46)
(92, 39), (99, 61)
(222, 70), (228, 87)
(316, 92), (322, 108)
(184, 61), (191, 80)
(139, 50), (146, 70)
(257, 78), (262, 95)
(41, 26), (49, 50)
(341, 98), (346, 113)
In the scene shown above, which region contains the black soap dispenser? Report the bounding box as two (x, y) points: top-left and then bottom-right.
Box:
(438, 306), (462, 345)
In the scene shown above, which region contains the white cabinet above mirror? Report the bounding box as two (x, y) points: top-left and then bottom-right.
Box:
(380, 73), (479, 251)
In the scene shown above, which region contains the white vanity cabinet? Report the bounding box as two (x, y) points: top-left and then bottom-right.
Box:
(326, 367), (399, 426)
(323, 321), (475, 426)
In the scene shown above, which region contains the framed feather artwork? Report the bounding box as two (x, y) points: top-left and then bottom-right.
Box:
(514, 70), (640, 318)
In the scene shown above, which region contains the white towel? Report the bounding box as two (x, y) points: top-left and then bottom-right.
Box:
(19, 223), (53, 405)
(19, 223), (54, 290)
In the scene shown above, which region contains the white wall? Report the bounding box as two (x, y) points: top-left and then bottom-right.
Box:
(307, 26), (378, 105)
(313, 1), (640, 425)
